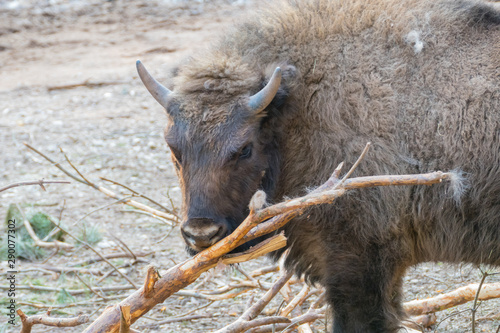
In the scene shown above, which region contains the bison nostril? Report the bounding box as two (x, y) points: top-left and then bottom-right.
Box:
(181, 218), (227, 250)
(209, 226), (225, 242)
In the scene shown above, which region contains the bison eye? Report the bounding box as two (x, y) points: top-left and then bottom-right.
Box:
(239, 143), (253, 160)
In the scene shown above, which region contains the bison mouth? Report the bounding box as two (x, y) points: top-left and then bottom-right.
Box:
(183, 217), (265, 256)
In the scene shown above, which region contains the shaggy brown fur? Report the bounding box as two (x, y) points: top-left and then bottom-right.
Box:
(150, 0), (500, 332)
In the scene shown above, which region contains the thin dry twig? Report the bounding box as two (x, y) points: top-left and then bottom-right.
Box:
(142, 314), (215, 328)
(472, 271), (489, 333)
(75, 273), (108, 300)
(70, 195), (135, 226)
(175, 287), (255, 301)
(24, 143), (179, 221)
(101, 176), (176, 216)
(0, 179), (70, 193)
(204, 279), (272, 296)
(24, 143), (88, 185)
(49, 220), (138, 289)
(0, 284), (134, 295)
(71, 251), (153, 267)
(18, 295), (126, 310)
(60, 147), (95, 187)
(138, 300), (217, 327)
(121, 208), (175, 226)
(477, 311), (500, 322)
(249, 310), (325, 333)
(97, 261), (149, 285)
(17, 309), (89, 333)
(215, 270), (294, 333)
(337, 142), (371, 187)
(30, 264), (104, 276)
(109, 233), (137, 261)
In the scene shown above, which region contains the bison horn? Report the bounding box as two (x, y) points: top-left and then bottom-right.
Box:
(136, 60), (172, 109)
(247, 67), (282, 113)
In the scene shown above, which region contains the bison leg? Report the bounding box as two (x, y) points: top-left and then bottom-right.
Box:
(326, 250), (405, 333)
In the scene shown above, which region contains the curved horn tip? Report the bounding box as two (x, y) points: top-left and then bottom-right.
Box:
(247, 66), (283, 113)
(136, 60), (145, 72)
(135, 59), (172, 109)
(268, 67), (282, 82)
(271, 67), (282, 84)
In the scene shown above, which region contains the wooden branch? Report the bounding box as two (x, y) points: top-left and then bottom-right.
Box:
(0, 179), (70, 193)
(82, 233), (287, 332)
(82, 166), (450, 332)
(240, 171), (450, 246)
(404, 282), (500, 315)
(17, 309), (89, 333)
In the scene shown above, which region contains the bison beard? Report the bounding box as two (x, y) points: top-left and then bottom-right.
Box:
(137, 0), (500, 332)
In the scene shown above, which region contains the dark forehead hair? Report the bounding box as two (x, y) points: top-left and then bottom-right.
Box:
(164, 96), (264, 162)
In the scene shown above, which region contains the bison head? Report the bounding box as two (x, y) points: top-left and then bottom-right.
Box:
(137, 60), (289, 254)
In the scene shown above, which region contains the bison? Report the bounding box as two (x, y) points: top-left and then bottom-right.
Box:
(136, 0), (500, 331)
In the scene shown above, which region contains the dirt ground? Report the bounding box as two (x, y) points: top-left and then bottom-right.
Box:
(0, 0), (499, 332)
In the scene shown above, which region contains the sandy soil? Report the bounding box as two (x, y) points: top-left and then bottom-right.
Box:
(0, 1), (498, 332)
